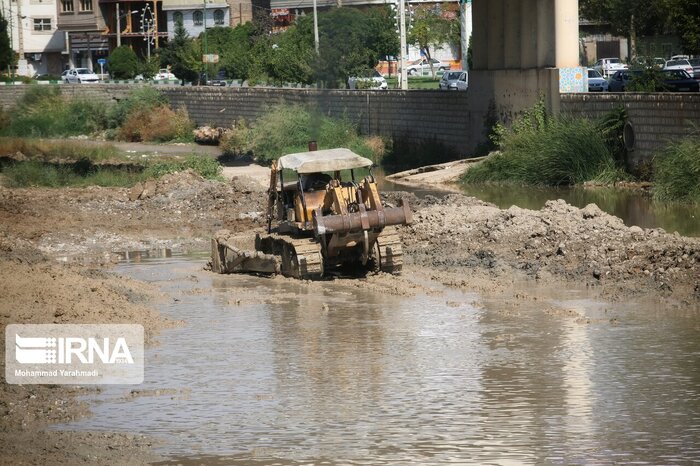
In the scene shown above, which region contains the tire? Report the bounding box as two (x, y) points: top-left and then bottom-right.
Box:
(408, 69), (416, 76)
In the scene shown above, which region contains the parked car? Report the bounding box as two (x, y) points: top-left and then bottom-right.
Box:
(593, 57), (627, 78)
(587, 68), (608, 92)
(660, 70), (699, 92)
(154, 68), (177, 81)
(687, 58), (700, 79)
(60, 70), (71, 83)
(207, 70), (228, 86)
(438, 70), (468, 91)
(405, 58), (450, 76)
(65, 68), (99, 84)
(670, 54), (690, 60)
(664, 59), (694, 78)
(608, 69), (698, 92)
(347, 70), (388, 90)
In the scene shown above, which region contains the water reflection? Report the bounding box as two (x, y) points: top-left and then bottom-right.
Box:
(55, 257), (700, 464)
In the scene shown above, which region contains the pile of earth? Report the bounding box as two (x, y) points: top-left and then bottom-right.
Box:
(390, 193), (699, 303)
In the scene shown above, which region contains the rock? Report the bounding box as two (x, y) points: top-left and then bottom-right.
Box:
(593, 269), (601, 279)
(193, 126), (227, 144)
(581, 203), (603, 219)
(128, 183), (143, 201)
(140, 180), (157, 199)
(629, 225), (644, 235)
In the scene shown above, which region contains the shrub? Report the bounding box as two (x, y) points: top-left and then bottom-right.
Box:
(107, 86), (168, 129)
(108, 46), (139, 79)
(0, 137), (122, 162)
(233, 104), (378, 164)
(142, 154), (222, 180)
(1, 86), (107, 137)
(118, 105), (194, 142)
(653, 136), (700, 203)
(463, 101), (622, 186)
(2, 160), (138, 188)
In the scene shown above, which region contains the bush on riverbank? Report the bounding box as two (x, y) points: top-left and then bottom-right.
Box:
(653, 136), (700, 203)
(463, 101), (623, 186)
(0, 137), (123, 162)
(0, 87), (107, 138)
(220, 104), (383, 163)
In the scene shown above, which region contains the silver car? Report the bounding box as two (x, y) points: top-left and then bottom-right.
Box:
(438, 70), (468, 91)
(587, 68), (608, 92)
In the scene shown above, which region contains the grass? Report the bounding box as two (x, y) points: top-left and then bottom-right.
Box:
(385, 76), (441, 90)
(222, 104), (384, 164)
(0, 137), (125, 163)
(2, 153), (223, 188)
(653, 136), (700, 203)
(462, 102), (630, 186)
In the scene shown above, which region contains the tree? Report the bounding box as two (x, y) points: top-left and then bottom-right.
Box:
(0, 13), (15, 72)
(667, 0), (700, 55)
(408, 3), (458, 77)
(159, 18), (202, 82)
(108, 46), (139, 79)
(579, 0), (673, 59)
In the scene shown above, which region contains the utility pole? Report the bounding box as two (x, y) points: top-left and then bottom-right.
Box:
(312, 0), (319, 55)
(203, 0), (208, 80)
(116, 3), (121, 47)
(460, 0), (471, 71)
(399, 0), (407, 90)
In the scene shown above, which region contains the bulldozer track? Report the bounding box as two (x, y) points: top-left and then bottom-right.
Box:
(375, 227), (403, 274)
(256, 233), (324, 280)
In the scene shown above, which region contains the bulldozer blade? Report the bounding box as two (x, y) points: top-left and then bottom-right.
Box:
(211, 235), (280, 275)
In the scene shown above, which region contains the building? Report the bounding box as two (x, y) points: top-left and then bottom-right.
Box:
(56, 0), (110, 70)
(162, 0), (230, 39)
(98, 1), (168, 59)
(2, 0), (66, 76)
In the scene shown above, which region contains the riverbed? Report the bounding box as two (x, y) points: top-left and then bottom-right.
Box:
(54, 255), (700, 464)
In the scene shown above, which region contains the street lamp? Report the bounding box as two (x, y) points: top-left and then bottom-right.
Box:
(116, 7), (139, 48)
(140, 4), (156, 59)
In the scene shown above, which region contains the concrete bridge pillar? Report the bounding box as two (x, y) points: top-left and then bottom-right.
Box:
(465, 0), (580, 154)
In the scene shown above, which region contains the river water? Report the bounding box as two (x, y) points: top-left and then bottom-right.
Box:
(375, 172), (700, 237)
(57, 256), (700, 464)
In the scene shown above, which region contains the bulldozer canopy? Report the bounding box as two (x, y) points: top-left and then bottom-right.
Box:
(277, 148), (373, 174)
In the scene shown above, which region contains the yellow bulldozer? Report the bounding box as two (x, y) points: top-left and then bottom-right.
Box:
(211, 146), (412, 279)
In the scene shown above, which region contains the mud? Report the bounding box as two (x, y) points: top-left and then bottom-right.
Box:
(0, 164), (698, 464)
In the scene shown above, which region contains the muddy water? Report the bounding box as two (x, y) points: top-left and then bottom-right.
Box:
(58, 256), (700, 464)
(375, 171), (700, 237)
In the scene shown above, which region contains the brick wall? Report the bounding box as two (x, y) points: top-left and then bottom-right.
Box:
(0, 84), (133, 109)
(561, 93), (700, 166)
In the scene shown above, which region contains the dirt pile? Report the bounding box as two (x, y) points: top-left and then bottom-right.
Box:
(401, 194), (699, 302)
(0, 237), (172, 464)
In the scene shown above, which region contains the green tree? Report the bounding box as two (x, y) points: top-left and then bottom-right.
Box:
(204, 23), (256, 80)
(667, 0), (700, 55)
(408, 4), (458, 77)
(159, 18), (202, 82)
(0, 13), (13, 72)
(108, 46), (139, 79)
(579, 0), (672, 59)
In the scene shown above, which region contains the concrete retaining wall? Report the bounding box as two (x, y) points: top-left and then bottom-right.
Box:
(561, 93), (700, 166)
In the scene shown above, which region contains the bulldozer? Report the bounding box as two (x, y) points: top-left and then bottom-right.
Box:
(211, 146), (412, 279)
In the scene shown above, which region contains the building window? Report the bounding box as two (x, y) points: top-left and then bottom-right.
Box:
(79, 0), (92, 10)
(173, 11), (183, 24)
(213, 9), (224, 25)
(193, 10), (203, 26)
(33, 17), (52, 31)
(61, 0), (74, 12)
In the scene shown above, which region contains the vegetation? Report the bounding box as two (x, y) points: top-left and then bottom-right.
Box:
(142, 154), (222, 181)
(0, 87), (107, 137)
(653, 136), (700, 203)
(408, 4), (459, 78)
(108, 46), (140, 79)
(159, 18), (202, 83)
(0, 137), (124, 162)
(463, 101), (628, 186)
(220, 104), (383, 164)
(0, 13), (13, 72)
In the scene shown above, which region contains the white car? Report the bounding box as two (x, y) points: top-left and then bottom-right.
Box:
(347, 70), (388, 90)
(154, 69), (177, 81)
(593, 58), (627, 78)
(405, 58), (450, 76)
(664, 59), (694, 78)
(65, 68), (99, 83)
(60, 70), (71, 83)
(587, 68), (608, 92)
